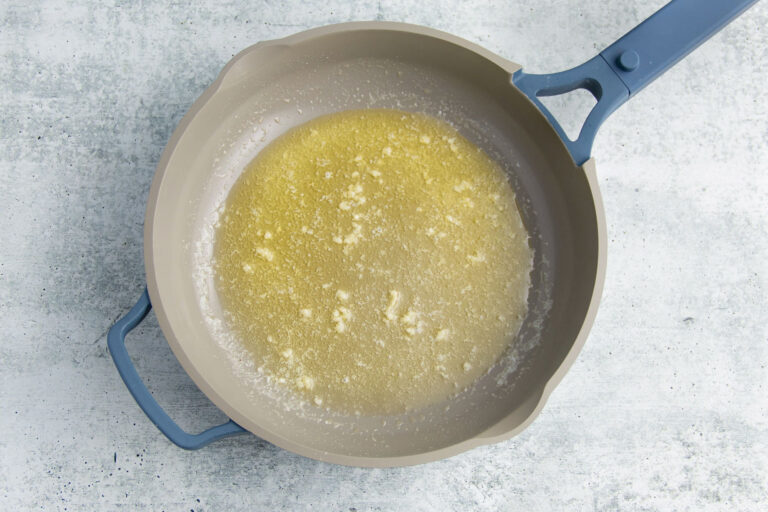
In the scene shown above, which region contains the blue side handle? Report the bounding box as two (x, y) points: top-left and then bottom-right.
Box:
(107, 288), (247, 449)
(512, 0), (758, 165)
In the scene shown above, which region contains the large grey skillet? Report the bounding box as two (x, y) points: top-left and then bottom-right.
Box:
(108, 0), (756, 466)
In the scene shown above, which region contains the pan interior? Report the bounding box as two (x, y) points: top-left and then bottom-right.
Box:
(148, 27), (600, 460)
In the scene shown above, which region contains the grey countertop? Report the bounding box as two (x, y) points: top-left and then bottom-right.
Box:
(1, 1), (767, 510)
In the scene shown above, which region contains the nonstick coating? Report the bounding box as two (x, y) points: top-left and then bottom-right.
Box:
(144, 22), (606, 466)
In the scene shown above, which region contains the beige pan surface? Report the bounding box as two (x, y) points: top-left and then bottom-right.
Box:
(144, 22), (606, 466)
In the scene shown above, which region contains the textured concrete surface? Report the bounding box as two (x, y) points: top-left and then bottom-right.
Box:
(1, 0), (767, 510)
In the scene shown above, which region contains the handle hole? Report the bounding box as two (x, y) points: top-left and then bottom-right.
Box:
(537, 88), (597, 142)
(125, 311), (231, 433)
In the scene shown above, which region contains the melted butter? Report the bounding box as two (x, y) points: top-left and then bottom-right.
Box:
(213, 109), (532, 414)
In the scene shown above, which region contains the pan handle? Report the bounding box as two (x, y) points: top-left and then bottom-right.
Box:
(107, 287), (248, 449)
(512, 0), (757, 166)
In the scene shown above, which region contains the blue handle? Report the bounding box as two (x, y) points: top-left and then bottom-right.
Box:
(107, 288), (247, 449)
(512, 0), (758, 165)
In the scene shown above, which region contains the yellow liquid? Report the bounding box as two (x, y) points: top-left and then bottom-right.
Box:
(213, 109), (532, 414)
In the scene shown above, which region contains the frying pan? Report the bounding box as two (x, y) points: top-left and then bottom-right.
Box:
(108, 0), (757, 466)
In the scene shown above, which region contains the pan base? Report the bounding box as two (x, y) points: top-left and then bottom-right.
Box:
(212, 109), (533, 415)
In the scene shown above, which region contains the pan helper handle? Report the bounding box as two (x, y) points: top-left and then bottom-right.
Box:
(107, 288), (247, 449)
(512, 0), (758, 166)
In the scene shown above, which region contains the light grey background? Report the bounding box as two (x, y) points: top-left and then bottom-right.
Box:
(1, 1), (766, 510)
